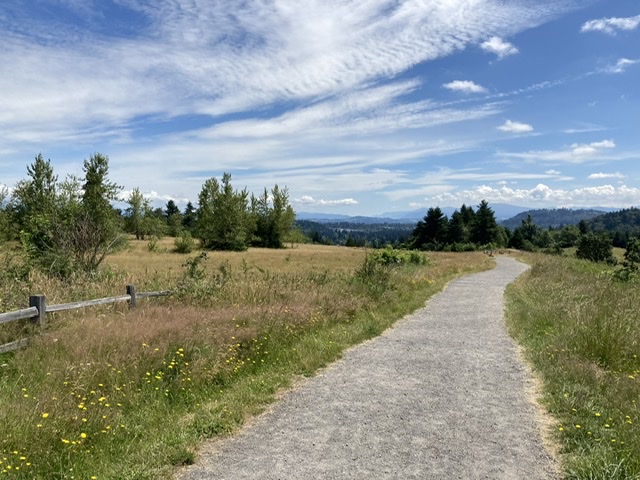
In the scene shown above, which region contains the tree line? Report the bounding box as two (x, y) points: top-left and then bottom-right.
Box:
(0, 154), (295, 277)
(408, 202), (640, 272)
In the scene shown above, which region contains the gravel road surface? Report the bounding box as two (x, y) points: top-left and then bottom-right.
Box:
(178, 256), (557, 479)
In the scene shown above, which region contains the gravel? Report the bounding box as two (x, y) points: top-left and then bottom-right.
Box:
(178, 257), (557, 480)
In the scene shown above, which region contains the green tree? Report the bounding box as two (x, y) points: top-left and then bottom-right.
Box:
(182, 201), (197, 230)
(471, 200), (501, 246)
(555, 224), (580, 248)
(411, 207), (448, 250)
(196, 173), (250, 251)
(9, 154), (58, 255)
(124, 188), (151, 240)
(576, 232), (615, 264)
(509, 214), (541, 251)
(447, 210), (466, 245)
(459, 204), (475, 226)
(164, 200), (180, 218)
(0, 185), (11, 241)
(60, 153), (124, 272)
(250, 185), (295, 248)
(164, 199), (183, 236)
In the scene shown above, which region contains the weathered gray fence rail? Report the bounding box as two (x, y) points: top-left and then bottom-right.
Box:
(0, 285), (171, 354)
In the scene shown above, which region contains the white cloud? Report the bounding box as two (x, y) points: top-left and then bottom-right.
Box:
(480, 36), (518, 59)
(545, 170), (561, 175)
(571, 139), (615, 156)
(442, 80), (487, 94)
(383, 168), (573, 201)
(294, 195), (358, 207)
(497, 120), (533, 133)
(0, 0), (568, 150)
(421, 184), (640, 208)
(588, 172), (626, 180)
(581, 15), (640, 35)
(501, 139), (618, 163)
(564, 124), (606, 134)
(601, 58), (639, 74)
(120, 189), (190, 205)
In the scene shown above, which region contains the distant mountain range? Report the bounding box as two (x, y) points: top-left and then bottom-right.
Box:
(297, 203), (532, 224)
(500, 208), (610, 230)
(297, 204), (624, 227)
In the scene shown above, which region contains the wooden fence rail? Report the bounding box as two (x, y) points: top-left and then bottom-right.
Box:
(0, 285), (171, 354)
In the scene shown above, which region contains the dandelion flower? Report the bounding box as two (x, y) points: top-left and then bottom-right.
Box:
(42, 413), (49, 418)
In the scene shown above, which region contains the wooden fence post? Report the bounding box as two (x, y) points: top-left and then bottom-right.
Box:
(126, 285), (136, 309)
(29, 295), (46, 327)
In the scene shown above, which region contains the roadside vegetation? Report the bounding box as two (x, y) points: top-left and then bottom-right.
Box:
(506, 253), (640, 479)
(0, 239), (491, 479)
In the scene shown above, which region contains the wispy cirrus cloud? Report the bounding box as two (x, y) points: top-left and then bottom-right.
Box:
(497, 120), (533, 133)
(0, 0), (573, 150)
(581, 15), (640, 35)
(442, 80), (487, 94)
(480, 36), (518, 59)
(588, 172), (626, 180)
(500, 139), (618, 163)
(600, 58), (639, 74)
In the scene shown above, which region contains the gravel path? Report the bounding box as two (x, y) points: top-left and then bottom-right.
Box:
(178, 257), (557, 480)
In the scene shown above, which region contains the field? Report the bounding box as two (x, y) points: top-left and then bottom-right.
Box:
(0, 240), (492, 479)
(506, 253), (640, 479)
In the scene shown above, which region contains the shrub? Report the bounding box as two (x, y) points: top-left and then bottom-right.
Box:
(174, 231), (195, 254)
(576, 232), (616, 264)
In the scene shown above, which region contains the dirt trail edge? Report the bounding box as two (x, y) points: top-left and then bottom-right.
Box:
(178, 257), (557, 480)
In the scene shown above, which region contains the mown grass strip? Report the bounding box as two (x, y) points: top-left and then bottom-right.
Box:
(505, 253), (640, 480)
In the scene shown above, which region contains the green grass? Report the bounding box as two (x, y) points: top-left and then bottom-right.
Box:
(505, 253), (640, 479)
(0, 246), (492, 479)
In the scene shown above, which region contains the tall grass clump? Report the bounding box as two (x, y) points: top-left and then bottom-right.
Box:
(0, 243), (491, 479)
(505, 254), (640, 479)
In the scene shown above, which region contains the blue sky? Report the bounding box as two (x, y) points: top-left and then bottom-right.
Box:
(1, 0), (639, 216)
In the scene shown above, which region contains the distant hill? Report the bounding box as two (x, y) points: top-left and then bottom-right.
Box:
(501, 208), (607, 230)
(299, 203), (530, 224)
(588, 207), (640, 235)
(295, 220), (414, 246)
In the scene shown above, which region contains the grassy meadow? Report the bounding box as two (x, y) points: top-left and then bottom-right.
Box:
(0, 239), (492, 479)
(506, 253), (640, 479)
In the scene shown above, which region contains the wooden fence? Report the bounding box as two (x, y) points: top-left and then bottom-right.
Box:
(0, 285), (171, 354)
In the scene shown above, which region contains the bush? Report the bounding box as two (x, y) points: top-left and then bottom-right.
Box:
(576, 232), (616, 264)
(355, 247), (428, 294)
(174, 231), (195, 254)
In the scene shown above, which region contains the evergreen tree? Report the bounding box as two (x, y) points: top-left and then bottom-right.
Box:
(11, 153), (123, 275)
(9, 154), (58, 254)
(182, 201), (197, 230)
(164, 199), (180, 218)
(471, 200), (500, 246)
(411, 207), (448, 250)
(66, 153), (124, 271)
(164, 200), (183, 236)
(447, 210), (467, 245)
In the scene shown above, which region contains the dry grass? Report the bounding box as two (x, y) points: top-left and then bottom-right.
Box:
(107, 239), (366, 278)
(0, 244), (492, 479)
